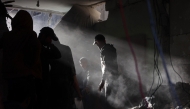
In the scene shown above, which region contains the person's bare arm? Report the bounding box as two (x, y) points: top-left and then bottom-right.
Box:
(99, 79), (105, 92)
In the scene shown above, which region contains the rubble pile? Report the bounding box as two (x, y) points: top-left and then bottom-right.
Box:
(174, 82), (190, 108)
(129, 82), (190, 109)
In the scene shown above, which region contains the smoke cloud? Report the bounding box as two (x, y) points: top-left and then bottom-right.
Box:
(6, 9), (190, 109)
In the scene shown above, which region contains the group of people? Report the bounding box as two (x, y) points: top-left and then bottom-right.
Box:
(0, 10), (119, 109)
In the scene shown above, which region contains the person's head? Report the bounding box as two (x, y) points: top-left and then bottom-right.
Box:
(38, 27), (58, 46)
(79, 57), (89, 70)
(11, 10), (33, 31)
(93, 34), (106, 49)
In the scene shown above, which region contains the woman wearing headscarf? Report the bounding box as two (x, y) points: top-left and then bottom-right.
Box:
(0, 10), (42, 109)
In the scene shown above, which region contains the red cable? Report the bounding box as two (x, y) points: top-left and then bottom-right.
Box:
(118, 0), (145, 99)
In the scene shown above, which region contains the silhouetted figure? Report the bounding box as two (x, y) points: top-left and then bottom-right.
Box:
(0, 10), (42, 109)
(49, 40), (82, 109)
(37, 27), (61, 109)
(77, 57), (98, 109)
(0, 1), (11, 109)
(93, 34), (119, 97)
(93, 34), (119, 109)
(78, 58), (90, 93)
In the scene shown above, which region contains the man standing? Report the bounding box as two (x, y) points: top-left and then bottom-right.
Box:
(77, 57), (99, 109)
(93, 34), (119, 98)
(49, 40), (82, 109)
(37, 27), (61, 109)
(78, 57), (91, 93)
(38, 27), (61, 76)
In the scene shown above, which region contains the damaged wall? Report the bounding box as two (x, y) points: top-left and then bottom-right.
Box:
(94, 3), (109, 21)
(94, 0), (154, 91)
(170, 0), (190, 83)
(62, 5), (101, 28)
(93, 0), (190, 85)
(92, 0), (190, 108)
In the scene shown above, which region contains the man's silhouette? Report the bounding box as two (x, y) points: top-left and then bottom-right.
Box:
(0, 10), (41, 109)
(37, 27), (61, 109)
(48, 40), (82, 109)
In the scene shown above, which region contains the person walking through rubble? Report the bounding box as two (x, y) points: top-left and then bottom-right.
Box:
(93, 34), (119, 109)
